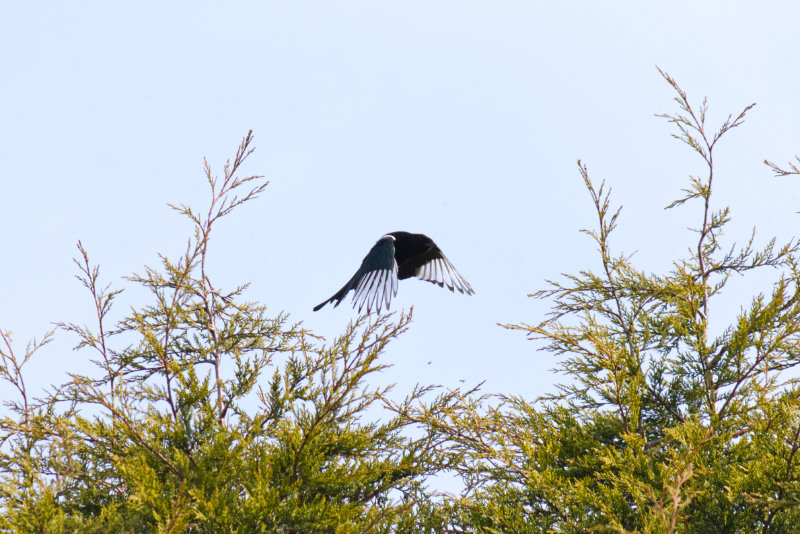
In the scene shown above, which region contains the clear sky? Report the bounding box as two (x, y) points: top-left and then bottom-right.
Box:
(2, 2), (799, 402)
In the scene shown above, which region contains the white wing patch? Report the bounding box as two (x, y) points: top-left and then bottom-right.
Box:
(353, 262), (399, 313)
(417, 256), (474, 295)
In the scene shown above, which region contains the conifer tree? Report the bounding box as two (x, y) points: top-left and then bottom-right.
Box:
(1, 132), (442, 533)
(401, 71), (800, 533)
(5, 73), (800, 534)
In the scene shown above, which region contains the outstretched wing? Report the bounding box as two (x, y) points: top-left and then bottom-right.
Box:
(313, 236), (399, 313)
(412, 247), (474, 295)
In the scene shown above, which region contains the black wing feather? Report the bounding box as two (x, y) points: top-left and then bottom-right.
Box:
(313, 236), (399, 312)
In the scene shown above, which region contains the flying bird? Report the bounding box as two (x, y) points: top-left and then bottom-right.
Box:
(313, 231), (474, 313)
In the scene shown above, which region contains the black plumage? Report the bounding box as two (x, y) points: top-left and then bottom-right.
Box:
(313, 231), (474, 313)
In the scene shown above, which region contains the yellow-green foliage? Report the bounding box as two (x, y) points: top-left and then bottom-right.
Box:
(1, 133), (438, 533)
(4, 74), (800, 533)
(398, 72), (800, 533)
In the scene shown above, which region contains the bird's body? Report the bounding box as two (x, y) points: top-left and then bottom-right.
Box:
(313, 231), (473, 313)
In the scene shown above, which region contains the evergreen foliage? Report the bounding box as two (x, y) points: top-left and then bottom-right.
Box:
(1, 133), (439, 533)
(400, 71), (800, 532)
(3, 73), (800, 533)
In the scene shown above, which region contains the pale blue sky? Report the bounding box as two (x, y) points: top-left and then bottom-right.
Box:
(2, 2), (799, 400)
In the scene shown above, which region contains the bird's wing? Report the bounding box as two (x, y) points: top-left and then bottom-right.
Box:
(412, 247), (474, 295)
(313, 236), (399, 313)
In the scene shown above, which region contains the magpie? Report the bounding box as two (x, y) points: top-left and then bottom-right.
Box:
(313, 231), (474, 313)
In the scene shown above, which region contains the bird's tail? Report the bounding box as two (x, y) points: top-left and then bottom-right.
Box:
(312, 297), (337, 311)
(313, 275), (358, 311)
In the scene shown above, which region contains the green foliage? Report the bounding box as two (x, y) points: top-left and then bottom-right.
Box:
(397, 72), (800, 532)
(1, 132), (440, 533)
(4, 74), (800, 533)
